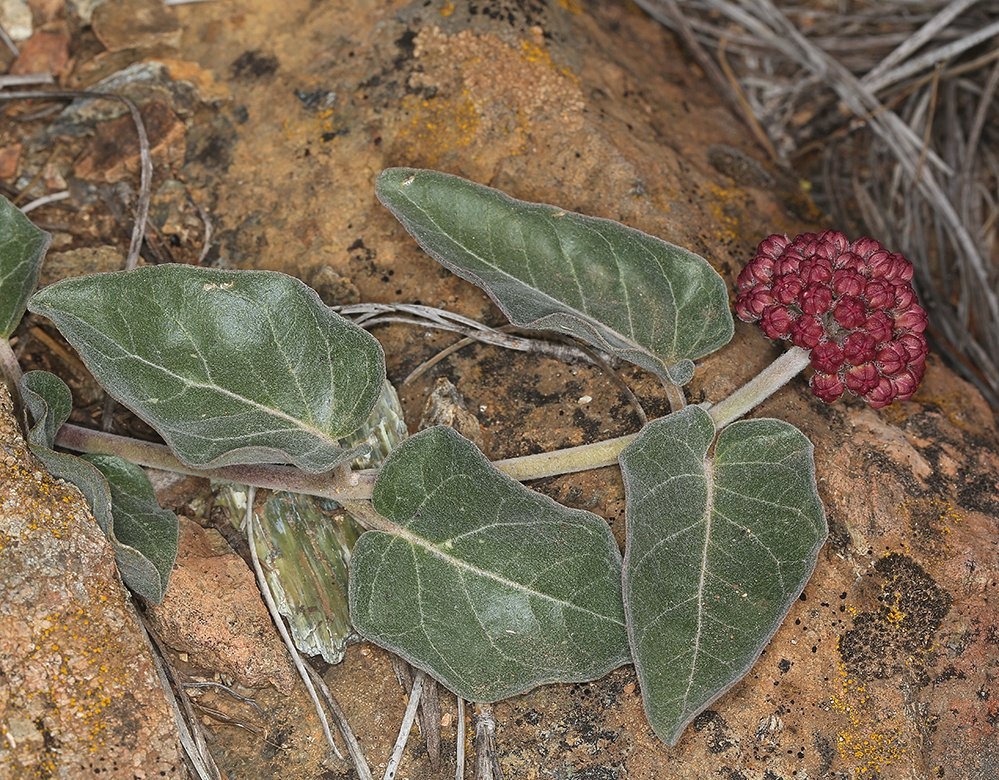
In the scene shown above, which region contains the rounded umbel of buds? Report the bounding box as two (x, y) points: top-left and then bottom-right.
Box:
(735, 231), (928, 408)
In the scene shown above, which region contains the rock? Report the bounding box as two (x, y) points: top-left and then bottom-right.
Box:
(6, 0), (997, 777)
(0, 143), (21, 179)
(73, 99), (187, 182)
(90, 0), (181, 54)
(0, 385), (187, 777)
(145, 517), (297, 692)
(172, 2), (996, 776)
(0, 0), (32, 42)
(9, 24), (71, 78)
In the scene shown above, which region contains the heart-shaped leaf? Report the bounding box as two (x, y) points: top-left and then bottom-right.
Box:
(349, 426), (630, 701)
(376, 168), (733, 385)
(620, 406), (826, 745)
(20, 371), (178, 603)
(28, 264), (385, 472)
(0, 195), (51, 338)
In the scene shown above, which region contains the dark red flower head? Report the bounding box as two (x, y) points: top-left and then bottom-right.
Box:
(735, 231), (928, 409)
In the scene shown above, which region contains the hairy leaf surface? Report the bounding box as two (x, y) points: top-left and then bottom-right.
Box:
(376, 168), (733, 385)
(349, 426), (630, 701)
(20, 371), (178, 602)
(621, 406), (826, 744)
(0, 195), (51, 338)
(29, 265), (385, 472)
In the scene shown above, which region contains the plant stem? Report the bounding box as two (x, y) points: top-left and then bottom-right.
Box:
(492, 433), (638, 482)
(53, 423), (378, 500)
(705, 346), (812, 429)
(0, 338), (22, 387)
(50, 349), (810, 500)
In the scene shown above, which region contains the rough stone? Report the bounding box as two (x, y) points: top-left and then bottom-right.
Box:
(0, 385), (187, 778)
(145, 517), (297, 692)
(5, 0), (997, 777)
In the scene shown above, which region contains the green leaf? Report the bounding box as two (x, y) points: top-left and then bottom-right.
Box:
(376, 168), (733, 385)
(83, 455), (179, 603)
(620, 406), (826, 745)
(0, 195), (51, 338)
(20, 371), (178, 603)
(28, 264), (385, 472)
(349, 426), (630, 701)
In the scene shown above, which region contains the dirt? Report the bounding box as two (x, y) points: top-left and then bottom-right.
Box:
(2, 0), (998, 778)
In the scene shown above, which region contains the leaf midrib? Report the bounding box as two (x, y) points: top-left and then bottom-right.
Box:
(374, 517), (626, 629)
(56, 306), (342, 445)
(396, 183), (671, 364)
(681, 456), (714, 713)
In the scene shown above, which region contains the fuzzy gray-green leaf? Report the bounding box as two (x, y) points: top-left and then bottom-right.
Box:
(84, 455), (179, 602)
(349, 426), (630, 701)
(376, 168), (733, 385)
(19, 371), (178, 603)
(28, 264), (385, 472)
(0, 195), (51, 338)
(621, 406), (826, 745)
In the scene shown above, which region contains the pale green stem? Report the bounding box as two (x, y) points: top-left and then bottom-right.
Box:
(492, 433), (638, 482)
(54, 423), (377, 500)
(705, 346), (812, 429)
(51, 347), (811, 503)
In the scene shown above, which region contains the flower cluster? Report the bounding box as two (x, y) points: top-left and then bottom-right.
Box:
(735, 230), (928, 408)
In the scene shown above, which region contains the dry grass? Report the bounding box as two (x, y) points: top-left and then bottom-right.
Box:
(638, 0), (999, 410)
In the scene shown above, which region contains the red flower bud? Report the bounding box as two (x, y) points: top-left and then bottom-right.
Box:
(845, 363), (880, 394)
(864, 279), (894, 309)
(799, 257), (832, 285)
(895, 306), (928, 333)
(800, 283), (833, 315)
(811, 341), (844, 374)
(864, 310), (894, 344)
(832, 268), (866, 297)
(843, 332), (877, 364)
(791, 315), (825, 349)
(833, 297), (867, 329)
(893, 285), (916, 309)
(760, 306), (796, 340)
(773, 275), (803, 305)
(811, 372), (845, 403)
(891, 367), (923, 401)
(875, 343), (907, 375)
(757, 234), (791, 261)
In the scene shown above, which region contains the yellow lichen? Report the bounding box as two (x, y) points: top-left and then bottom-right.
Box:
(831, 639), (908, 776)
(703, 182), (745, 244)
(389, 26), (583, 171)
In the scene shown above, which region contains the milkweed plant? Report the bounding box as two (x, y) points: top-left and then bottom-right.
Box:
(0, 168), (928, 747)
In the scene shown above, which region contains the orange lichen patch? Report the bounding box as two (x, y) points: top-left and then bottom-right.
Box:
(389, 26), (584, 175)
(159, 57), (230, 102)
(702, 182), (746, 245)
(831, 643), (909, 775)
(556, 0), (583, 13)
(397, 89), (480, 159)
(439, 0), (455, 17)
(1, 386), (183, 773)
